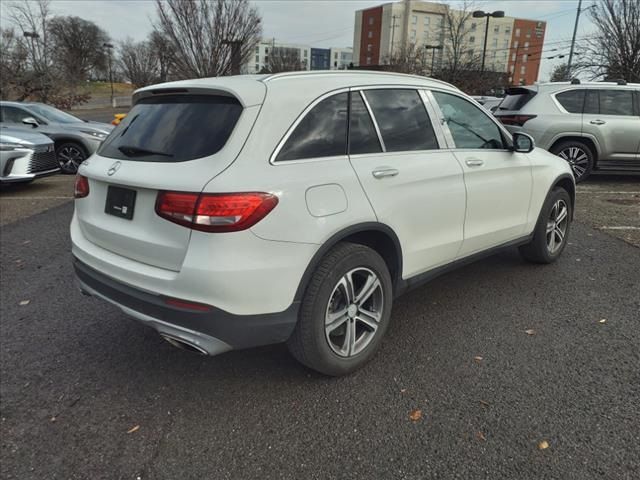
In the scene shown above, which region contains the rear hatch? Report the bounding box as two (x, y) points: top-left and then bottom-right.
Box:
(494, 86), (538, 129)
(75, 83), (265, 271)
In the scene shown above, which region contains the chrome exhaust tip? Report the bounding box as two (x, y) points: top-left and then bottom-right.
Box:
(160, 334), (208, 355)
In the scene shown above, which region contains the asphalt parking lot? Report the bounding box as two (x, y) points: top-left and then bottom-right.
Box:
(1, 174), (639, 479)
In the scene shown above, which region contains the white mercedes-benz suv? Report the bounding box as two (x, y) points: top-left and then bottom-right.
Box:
(71, 71), (575, 376)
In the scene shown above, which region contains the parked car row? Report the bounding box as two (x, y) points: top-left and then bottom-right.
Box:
(0, 101), (113, 181)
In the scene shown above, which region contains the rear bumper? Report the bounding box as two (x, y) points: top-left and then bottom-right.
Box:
(74, 257), (299, 355)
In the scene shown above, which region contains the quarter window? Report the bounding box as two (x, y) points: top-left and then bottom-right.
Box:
(349, 92), (382, 155)
(0, 106), (31, 123)
(276, 93), (348, 161)
(432, 91), (505, 149)
(556, 89), (585, 113)
(364, 89), (438, 152)
(599, 89), (634, 116)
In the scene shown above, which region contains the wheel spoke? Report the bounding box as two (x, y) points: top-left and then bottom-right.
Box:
(548, 229), (556, 251)
(355, 275), (380, 307)
(357, 309), (380, 331)
(325, 309), (349, 334)
(340, 318), (356, 356)
(556, 205), (568, 223)
(337, 273), (355, 304)
(546, 221), (555, 234)
(554, 226), (565, 244)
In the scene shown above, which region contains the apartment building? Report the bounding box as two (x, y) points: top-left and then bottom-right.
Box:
(245, 42), (354, 74)
(353, 0), (546, 85)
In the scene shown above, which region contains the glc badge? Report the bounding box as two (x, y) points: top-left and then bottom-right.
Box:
(107, 161), (121, 176)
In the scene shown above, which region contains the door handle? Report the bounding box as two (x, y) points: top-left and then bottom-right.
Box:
(465, 158), (484, 167)
(372, 168), (399, 179)
(590, 119), (606, 125)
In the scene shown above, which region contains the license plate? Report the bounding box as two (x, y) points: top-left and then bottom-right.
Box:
(105, 185), (136, 220)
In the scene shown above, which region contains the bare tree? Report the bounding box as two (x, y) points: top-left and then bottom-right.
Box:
(581, 0), (640, 81)
(549, 63), (571, 82)
(118, 38), (160, 87)
(149, 31), (172, 82)
(154, 0), (262, 78)
(0, 28), (33, 100)
(384, 43), (429, 75)
(48, 16), (109, 86)
(261, 46), (304, 73)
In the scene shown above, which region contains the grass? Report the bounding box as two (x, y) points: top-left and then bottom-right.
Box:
(82, 82), (134, 97)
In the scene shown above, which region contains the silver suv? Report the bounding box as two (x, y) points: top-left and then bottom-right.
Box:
(495, 81), (640, 182)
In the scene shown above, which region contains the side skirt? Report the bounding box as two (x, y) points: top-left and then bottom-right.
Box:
(394, 234), (533, 298)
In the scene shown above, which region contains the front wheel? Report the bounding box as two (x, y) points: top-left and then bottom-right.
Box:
(287, 242), (393, 376)
(519, 187), (572, 264)
(56, 142), (87, 174)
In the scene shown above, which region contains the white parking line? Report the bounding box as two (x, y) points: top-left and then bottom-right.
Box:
(0, 196), (72, 200)
(600, 226), (640, 230)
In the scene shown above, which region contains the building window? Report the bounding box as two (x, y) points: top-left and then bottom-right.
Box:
(366, 56), (371, 65)
(368, 31), (373, 38)
(367, 44), (372, 52)
(513, 40), (519, 49)
(492, 38), (498, 47)
(411, 29), (416, 39)
(255, 55), (259, 62)
(471, 22), (476, 31)
(334, 52), (338, 59)
(503, 40), (509, 49)
(511, 53), (516, 61)
(412, 15), (417, 24)
(494, 25), (499, 33)
(255, 46), (259, 53)
(526, 31), (531, 38)
(255, 64), (259, 71)
(424, 17), (430, 26)
(524, 41), (529, 49)
(304, 50), (308, 57)
(509, 65), (514, 73)
(523, 54), (528, 62)
(469, 36), (475, 43)
(505, 27), (511, 34)
(515, 28), (520, 37)
(368, 16), (374, 25)
(520, 65), (526, 74)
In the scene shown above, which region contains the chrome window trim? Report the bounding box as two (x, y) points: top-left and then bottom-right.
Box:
(358, 90), (386, 153)
(428, 88), (514, 151)
(270, 87), (350, 165)
(419, 89), (447, 149)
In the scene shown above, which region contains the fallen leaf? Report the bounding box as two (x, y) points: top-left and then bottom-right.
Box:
(525, 329), (536, 336)
(576, 258), (581, 262)
(50, 416), (56, 422)
(473, 356), (483, 363)
(479, 400), (490, 407)
(538, 440), (550, 450)
(400, 388), (407, 394)
(22, 240), (31, 245)
(476, 431), (486, 441)
(127, 425), (140, 434)
(19, 300), (30, 306)
(409, 409), (422, 422)
(599, 319), (606, 324)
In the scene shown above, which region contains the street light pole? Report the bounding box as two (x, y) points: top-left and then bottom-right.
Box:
(567, 0), (582, 80)
(103, 43), (114, 107)
(473, 10), (505, 73)
(424, 44), (443, 76)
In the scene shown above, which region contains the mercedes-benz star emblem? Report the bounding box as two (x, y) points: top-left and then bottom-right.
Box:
(107, 161), (121, 176)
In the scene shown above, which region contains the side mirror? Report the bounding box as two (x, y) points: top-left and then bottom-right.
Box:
(512, 132), (534, 153)
(22, 117), (39, 128)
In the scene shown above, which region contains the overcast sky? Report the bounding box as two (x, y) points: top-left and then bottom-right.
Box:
(0, 0), (596, 80)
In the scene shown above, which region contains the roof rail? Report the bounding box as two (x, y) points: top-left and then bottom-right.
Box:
(616, 79), (627, 85)
(261, 70), (457, 90)
(570, 78), (580, 84)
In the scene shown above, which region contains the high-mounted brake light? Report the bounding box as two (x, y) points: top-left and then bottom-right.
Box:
(74, 174), (90, 198)
(497, 114), (537, 126)
(155, 191), (278, 232)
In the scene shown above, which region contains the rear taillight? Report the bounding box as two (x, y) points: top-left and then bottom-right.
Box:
(74, 175), (89, 198)
(497, 114), (537, 126)
(155, 191), (278, 232)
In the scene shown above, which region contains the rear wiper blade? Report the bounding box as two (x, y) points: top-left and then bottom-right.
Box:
(117, 145), (173, 157)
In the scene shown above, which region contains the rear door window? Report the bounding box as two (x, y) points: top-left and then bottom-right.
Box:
(599, 89), (634, 116)
(433, 91), (506, 149)
(98, 94), (242, 162)
(276, 93), (348, 161)
(363, 89), (438, 152)
(1, 106), (30, 123)
(584, 90), (599, 114)
(556, 89), (585, 113)
(498, 88), (537, 111)
(349, 92), (382, 155)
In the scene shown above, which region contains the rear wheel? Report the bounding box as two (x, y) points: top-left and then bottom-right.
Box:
(519, 187), (572, 264)
(551, 140), (594, 183)
(56, 142), (87, 174)
(287, 242), (393, 376)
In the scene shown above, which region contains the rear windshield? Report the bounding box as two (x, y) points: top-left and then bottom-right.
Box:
(98, 94), (242, 162)
(498, 88), (537, 111)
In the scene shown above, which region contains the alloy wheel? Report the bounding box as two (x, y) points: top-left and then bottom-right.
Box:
(546, 199), (569, 254)
(558, 147), (589, 180)
(325, 267), (384, 357)
(57, 145), (85, 173)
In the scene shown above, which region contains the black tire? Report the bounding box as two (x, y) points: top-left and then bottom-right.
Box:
(550, 140), (594, 183)
(287, 242), (393, 376)
(56, 142), (87, 174)
(519, 187), (572, 264)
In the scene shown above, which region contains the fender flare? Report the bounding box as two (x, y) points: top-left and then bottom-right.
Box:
(293, 222), (403, 302)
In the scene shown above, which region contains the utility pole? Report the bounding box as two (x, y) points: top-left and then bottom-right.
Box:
(103, 42), (114, 107)
(567, 0), (582, 80)
(390, 14), (400, 60)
